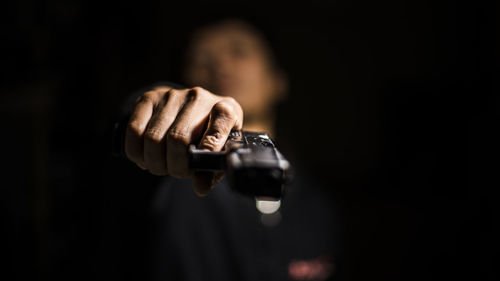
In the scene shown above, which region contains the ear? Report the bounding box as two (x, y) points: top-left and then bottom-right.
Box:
(273, 69), (289, 103)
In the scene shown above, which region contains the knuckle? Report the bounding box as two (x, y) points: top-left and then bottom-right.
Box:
(191, 86), (206, 93)
(167, 129), (190, 146)
(221, 97), (243, 126)
(152, 85), (171, 92)
(165, 89), (180, 100)
(144, 127), (164, 143)
(214, 101), (236, 119)
(127, 121), (143, 137)
(188, 86), (211, 100)
(187, 87), (202, 100)
(223, 96), (237, 104)
(142, 90), (158, 101)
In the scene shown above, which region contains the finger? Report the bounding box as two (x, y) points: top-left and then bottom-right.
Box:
(193, 171), (224, 197)
(198, 99), (242, 152)
(166, 87), (216, 178)
(193, 99), (242, 194)
(143, 89), (187, 175)
(125, 91), (160, 166)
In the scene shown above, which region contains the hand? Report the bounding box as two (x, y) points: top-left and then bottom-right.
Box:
(124, 86), (243, 196)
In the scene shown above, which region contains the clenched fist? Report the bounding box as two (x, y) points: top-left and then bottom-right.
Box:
(124, 85), (243, 196)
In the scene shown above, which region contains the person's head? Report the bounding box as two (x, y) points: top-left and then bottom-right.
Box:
(182, 19), (287, 124)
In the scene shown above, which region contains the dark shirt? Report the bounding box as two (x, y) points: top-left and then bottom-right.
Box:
(149, 174), (339, 281)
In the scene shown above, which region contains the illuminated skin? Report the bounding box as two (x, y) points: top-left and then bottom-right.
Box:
(124, 20), (287, 196)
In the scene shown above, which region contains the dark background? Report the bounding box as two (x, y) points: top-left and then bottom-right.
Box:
(2, 0), (498, 280)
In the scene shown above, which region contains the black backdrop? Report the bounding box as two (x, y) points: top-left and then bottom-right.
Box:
(2, 0), (497, 280)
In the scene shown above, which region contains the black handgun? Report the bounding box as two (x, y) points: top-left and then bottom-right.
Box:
(189, 130), (291, 200)
(112, 120), (292, 200)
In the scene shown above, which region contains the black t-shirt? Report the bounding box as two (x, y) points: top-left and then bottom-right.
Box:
(148, 175), (339, 281)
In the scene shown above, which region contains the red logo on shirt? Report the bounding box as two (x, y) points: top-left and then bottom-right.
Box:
(288, 256), (334, 281)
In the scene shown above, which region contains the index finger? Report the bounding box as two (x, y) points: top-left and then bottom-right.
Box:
(193, 99), (243, 196)
(198, 98), (243, 151)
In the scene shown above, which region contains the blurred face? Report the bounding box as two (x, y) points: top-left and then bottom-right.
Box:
(183, 21), (285, 120)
